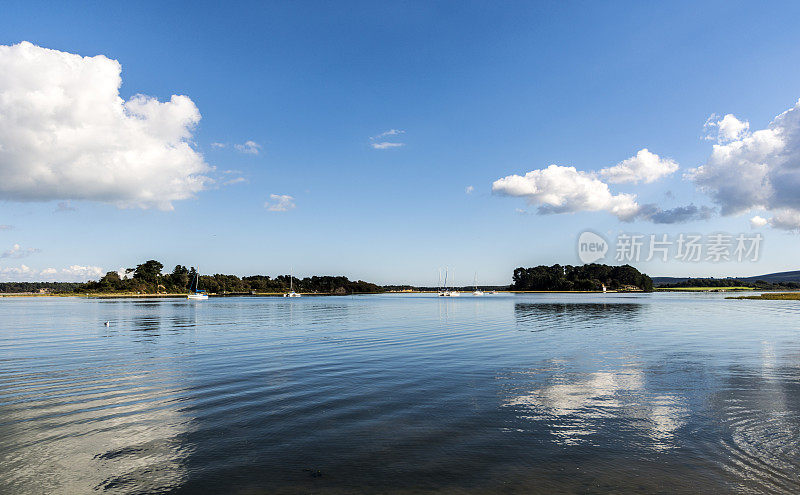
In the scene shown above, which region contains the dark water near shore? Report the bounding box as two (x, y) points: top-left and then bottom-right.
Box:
(1, 293), (799, 494)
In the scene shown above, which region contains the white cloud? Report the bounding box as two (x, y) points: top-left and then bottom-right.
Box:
(0, 264), (34, 280)
(492, 165), (640, 221)
(374, 129), (405, 138)
(223, 177), (247, 186)
(0, 42), (211, 210)
(600, 148), (679, 184)
(688, 99), (800, 230)
(370, 141), (404, 150)
(234, 140), (261, 154)
(210, 142), (227, 148)
(264, 194), (296, 212)
(704, 113), (750, 143)
(60, 265), (104, 280)
(750, 215), (768, 228)
(370, 129), (406, 149)
(1, 243), (40, 259)
(465, 185), (474, 194)
(0, 225), (11, 230)
(0, 263), (102, 282)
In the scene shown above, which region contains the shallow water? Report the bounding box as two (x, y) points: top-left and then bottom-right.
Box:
(1, 293), (799, 494)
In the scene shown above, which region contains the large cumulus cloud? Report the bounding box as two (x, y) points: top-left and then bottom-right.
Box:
(689, 101), (800, 229)
(492, 164), (641, 221)
(0, 42), (211, 210)
(492, 149), (691, 222)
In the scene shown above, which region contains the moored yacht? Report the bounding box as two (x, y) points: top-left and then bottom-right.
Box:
(187, 271), (208, 300)
(472, 272), (484, 296)
(284, 269), (301, 297)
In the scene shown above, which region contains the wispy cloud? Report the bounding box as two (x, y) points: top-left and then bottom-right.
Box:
(54, 201), (77, 212)
(210, 142), (227, 148)
(371, 142), (404, 150)
(374, 129), (405, 139)
(0, 225), (11, 230)
(637, 204), (716, 224)
(223, 177), (247, 186)
(1, 244), (41, 259)
(465, 185), (474, 194)
(370, 129), (406, 150)
(264, 194), (296, 212)
(0, 264), (103, 282)
(234, 140), (261, 155)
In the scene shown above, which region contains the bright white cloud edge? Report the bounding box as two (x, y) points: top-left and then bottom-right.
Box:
(689, 99), (800, 230)
(0, 41), (211, 210)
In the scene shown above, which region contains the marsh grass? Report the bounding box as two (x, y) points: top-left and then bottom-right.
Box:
(727, 292), (800, 300)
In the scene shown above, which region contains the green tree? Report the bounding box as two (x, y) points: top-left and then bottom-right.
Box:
(133, 260), (164, 288)
(170, 265), (190, 291)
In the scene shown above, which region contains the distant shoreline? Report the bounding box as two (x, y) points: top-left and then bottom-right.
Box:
(0, 289), (649, 298)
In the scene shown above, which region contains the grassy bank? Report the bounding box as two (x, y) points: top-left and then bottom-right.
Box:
(656, 287), (753, 292)
(727, 292), (800, 300)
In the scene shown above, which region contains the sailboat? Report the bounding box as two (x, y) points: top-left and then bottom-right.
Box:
(448, 268), (460, 296)
(472, 273), (484, 296)
(283, 269), (301, 297)
(187, 271), (208, 300)
(438, 268), (451, 296)
(438, 268), (459, 297)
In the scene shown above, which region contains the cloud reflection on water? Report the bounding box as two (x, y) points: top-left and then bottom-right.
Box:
(502, 366), (688, 450)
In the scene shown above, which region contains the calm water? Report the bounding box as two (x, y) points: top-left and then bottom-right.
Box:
(1, 293), (799, 494)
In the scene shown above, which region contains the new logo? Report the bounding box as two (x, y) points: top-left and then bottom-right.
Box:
(577, 231), (608, 264)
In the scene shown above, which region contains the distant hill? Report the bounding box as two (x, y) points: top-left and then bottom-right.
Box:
(653, 270), (800, 287)
(741, 270), (800, 283)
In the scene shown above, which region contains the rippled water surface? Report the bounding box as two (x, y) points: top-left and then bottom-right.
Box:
(1, 293), (799, 494)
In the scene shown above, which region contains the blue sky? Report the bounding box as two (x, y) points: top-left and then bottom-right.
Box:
(1, 1), (800, 285)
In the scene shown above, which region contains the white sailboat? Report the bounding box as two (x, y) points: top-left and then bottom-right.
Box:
(472, 273), (484, 296)
(438, 268), (451, 296)
(284, 269), (301, 297)
(449, 268), (460, 296)
(438, 268), (460, 296)
(187, 270), (208, 300)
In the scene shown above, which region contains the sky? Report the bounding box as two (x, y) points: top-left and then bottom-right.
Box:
(2, 0), (800, 285)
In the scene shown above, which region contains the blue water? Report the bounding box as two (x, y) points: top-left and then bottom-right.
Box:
(1, 293), (799, 493)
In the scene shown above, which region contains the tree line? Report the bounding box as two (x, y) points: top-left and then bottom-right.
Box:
(78, 260), (385, 295)
(512, 263), (653, 291)
(0, 281), (83, 293)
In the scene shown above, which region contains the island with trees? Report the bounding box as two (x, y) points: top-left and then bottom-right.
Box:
(511, 263), (653, 292)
